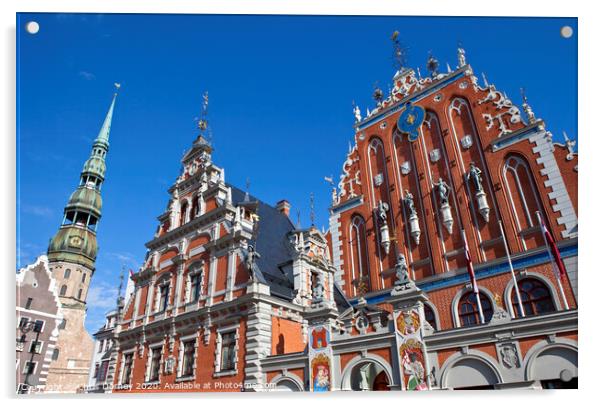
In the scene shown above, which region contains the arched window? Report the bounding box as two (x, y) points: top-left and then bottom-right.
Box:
(502, 155), (543, 231)
(77, 288), (83, 299)
(511, 278), (555, 316)
(424, 304), (437, 330)
(60, 285), (67, 296)
(187, 263), (204, 303)
(180, 201), (188, 226)
(367, 137), (391, 207)
(191, 195), (199, 220)
(64, 269), (71, 279)
(458, 292), (493, 327)
(349, 215), (370, 294)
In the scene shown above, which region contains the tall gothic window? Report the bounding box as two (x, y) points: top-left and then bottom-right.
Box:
(502, 155), (543, 232)
(349, 215), (370, 294)
(180, 201), (188, 226)
(159, 284), (170, 312)
(458, 292), (493, 327)
(60, 285), (67, 296)
(512, 278), (555, 316)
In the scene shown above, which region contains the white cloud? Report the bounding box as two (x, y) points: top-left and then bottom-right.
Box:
(78, 70), (96, 81)
(104, 251), (140, 267)
(87, 282), (119, 309)
(21, 204), (53, 218)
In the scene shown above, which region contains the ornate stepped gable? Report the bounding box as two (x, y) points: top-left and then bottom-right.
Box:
(330, 47), (578, 298)
(111, 95), (342, 392)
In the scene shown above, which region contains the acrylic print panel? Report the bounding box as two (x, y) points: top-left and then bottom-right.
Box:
(15, 13), (578, 394)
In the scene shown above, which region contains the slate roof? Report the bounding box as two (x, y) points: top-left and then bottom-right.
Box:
(229, 184), (353, 311)
(229, 184), (296, 300)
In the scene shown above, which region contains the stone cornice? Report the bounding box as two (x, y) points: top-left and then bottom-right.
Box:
(424, 309), (578, 351)
(145, 203), (235, 250)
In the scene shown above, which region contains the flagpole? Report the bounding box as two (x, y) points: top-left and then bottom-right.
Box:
(535, 211), (569, 310)
(461, 229), (485, 324)
(498, 221), (525, 318)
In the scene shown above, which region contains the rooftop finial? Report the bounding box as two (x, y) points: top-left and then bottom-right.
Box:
(296, 208), (301, 229)
(197, 91), (209, 132)
(352, 100), (361, 123)
(372, 82), (384, 105)
(457, 43), (466, 68)
(244, 177), (250, 202)
(391, 30), (408, 73)
(520, 87), (537, 124)
(482, 72), (489, 87)
(426, 51), (439, 77)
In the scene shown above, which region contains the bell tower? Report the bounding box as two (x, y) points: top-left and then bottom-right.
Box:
(45, 84), (119, 393)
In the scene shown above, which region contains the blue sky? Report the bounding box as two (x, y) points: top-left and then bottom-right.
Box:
(16, 13), (577, 331)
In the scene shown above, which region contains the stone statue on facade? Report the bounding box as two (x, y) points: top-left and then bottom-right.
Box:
(312, 273), (325, 304)
(393, 253), (415, 291)
(354, 104), (362, 123)
(245, 244), (261, 281)
(404, 190), (417, 216)
(377, 200), (389, 225)
(434, 178), (450, 206)
(467, 162), (484, 192)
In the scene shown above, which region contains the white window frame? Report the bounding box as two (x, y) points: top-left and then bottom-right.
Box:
(145, 342), (164, 383)
(119, 349), (135, 386)
(22, 361), (37, 375)
(214, 325), (240, 377)
(28, 339), (44, 354)
(177, 334), (198, 380)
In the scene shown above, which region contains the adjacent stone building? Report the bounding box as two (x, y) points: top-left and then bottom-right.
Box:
(16, 256), (64, 393)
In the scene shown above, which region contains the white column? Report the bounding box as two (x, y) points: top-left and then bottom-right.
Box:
(226, 248), (236, 301)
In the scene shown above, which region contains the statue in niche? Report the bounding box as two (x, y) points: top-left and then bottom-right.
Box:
(434, 178), (450, 206)
(404, 190), (417, 216)
(467, 162), (484, 192)
(313, 273), (325, 303)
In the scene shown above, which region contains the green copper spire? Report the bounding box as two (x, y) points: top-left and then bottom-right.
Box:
(48, 85), (120, 271)
(95, 83), (119, 148)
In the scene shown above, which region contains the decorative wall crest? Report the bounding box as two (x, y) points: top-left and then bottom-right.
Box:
(429, 149), (441, 163)
(400, 161), (411, 175)
(460, 134), (473, 149)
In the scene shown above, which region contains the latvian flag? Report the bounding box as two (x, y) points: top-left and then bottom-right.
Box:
(542, 223), (568, 279)
(462, 230), (479, 293)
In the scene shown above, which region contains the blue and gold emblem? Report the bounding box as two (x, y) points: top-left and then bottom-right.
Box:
(397, 102), (425, 142)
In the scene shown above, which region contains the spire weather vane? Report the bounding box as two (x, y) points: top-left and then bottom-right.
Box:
(196, 91), (209, 132)
(391, 30), (408, 71)
(309, 192), (315, 227)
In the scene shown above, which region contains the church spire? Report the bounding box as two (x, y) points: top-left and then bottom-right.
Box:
(47, 85), (120, 274)
(94, 83), (120, 148)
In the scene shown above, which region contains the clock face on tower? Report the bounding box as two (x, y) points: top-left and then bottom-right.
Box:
(69, 235), (83, 248)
